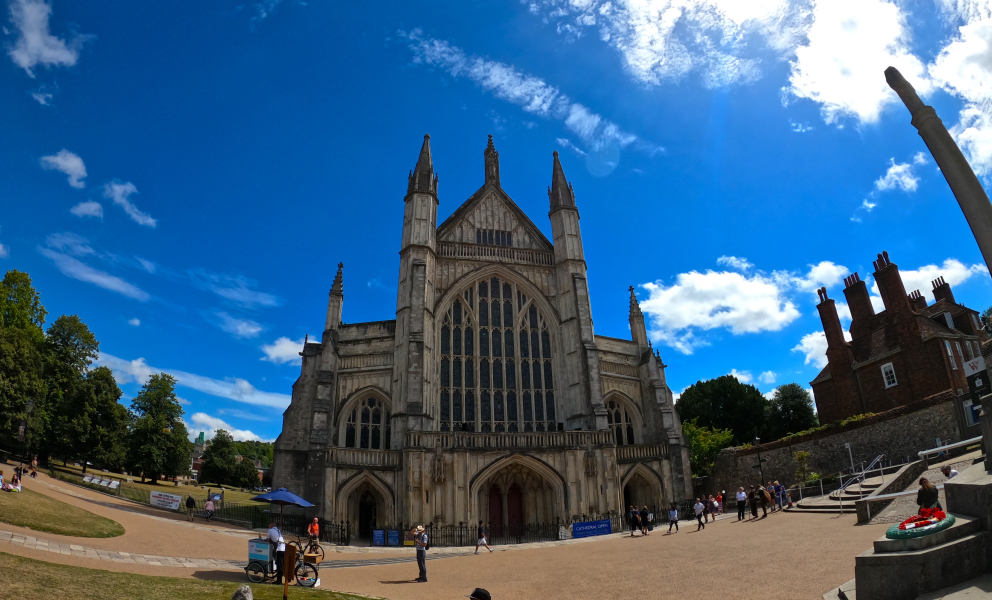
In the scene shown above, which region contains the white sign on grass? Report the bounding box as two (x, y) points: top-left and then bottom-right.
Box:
(83, 476), (93, 483)
(149, 491), (183, 511)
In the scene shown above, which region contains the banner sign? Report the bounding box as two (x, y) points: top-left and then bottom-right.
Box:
(387, 530), (400, 546)
(372, 530), (385, 546)
(964, 355), (987, 377)
(149, 491), (183, 510)
(248, 539), (271, 563)
(403, 531), (416, 546)
(572, 519), (612, 539)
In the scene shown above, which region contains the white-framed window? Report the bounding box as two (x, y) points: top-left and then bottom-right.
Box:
(974, 341), (983, 360)
(966, 340), (975, 360)
(956, 341), (965, 362)
(946, 341), (958, 370)
(881, 362), (898, 388)
(972, 313), (981, 332)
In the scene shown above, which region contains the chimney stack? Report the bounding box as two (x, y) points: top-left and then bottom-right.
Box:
(908, 289), (928, 311)
(872, 251), (912, 317)
(816, 287), (847, 350)
(843, 272), (875, 338)
(932, 276), (956, 304)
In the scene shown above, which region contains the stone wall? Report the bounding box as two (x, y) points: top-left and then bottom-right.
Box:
(707, 392), (962, 495)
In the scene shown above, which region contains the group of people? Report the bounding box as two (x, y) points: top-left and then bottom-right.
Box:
(0, 469), (21, 492)
(626, 505), (653, 536)
(734, 481), (788, 521)
(182, 494), (216, 522)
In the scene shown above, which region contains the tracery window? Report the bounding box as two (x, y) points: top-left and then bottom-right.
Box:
(439, 276), (558, 433)
(344, 397), (391, 450)
(605, 399), (636, 446)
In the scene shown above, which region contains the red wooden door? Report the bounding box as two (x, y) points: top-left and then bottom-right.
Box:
(488, 485), (503, 533)
(507, 483), (523, 535)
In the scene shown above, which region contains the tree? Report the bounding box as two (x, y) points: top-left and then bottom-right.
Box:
(234, 455), (261, 489)
(793, 451), (812, 484)
(0, 271), (48, 453)
(127, 374), (193, 482)
(763, 384), (819, 441)
(200, 429), (238, 485)
(43, 315), (100, 464)
(71, 367), (131, 473)
(981, 306), (992, 332)
(675, 375), (770, 445)
(234, 440), (274, 468)
(682, 418), (734, 477)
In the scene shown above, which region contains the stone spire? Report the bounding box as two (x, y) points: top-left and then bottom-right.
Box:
(629, 285), (648, 349)
(407, 134), (438, 196)
(325, 262), (344, 330)
(548, 150), (575, 211)
(484, 134), (500, 187)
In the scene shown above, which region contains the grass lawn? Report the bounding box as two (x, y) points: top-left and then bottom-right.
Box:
(43, 462), (261, 504)
(0, 487), (124, 538)
(0, 551), (376, 600)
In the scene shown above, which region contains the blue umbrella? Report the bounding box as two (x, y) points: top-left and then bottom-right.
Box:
(251, 487), (315, 528)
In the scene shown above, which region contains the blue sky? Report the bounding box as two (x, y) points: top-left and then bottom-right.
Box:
(3, 0), (992, 441)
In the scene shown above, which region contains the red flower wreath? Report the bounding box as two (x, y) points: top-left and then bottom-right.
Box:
(897, 507), (947, 530)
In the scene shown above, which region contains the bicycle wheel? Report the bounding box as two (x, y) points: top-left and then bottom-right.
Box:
(245, 561), (266, 584)
(295, 562), (318, 587)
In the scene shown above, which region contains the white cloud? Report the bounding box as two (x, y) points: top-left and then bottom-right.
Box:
(30, 89), (53, 105)
(792, 260), (848, 293)
(261, 336), (308, 365)
(176, 396), (191, 406)
(401, 29), (642, 151)
(793, 330), (849, 369)
(214, 311), (263, 338)
(6, 0), (89, 77)
(716, 255), (753, 271)
(188, 269), (280, 308)
(556, 137), (588, 157)
(128, 317), (140, 327)
(96, 352), (291, 409)
(640, 269), (801, 354)
(39, 149), (86, 189)
(188, 412), (264, 442)
(0, 226), (8, 259)
(787, 0), (932, 125)
(103, 181), (157, 228)
(70, 201), (103, 218)
(528, 0), (807, 89)
(730, 368), (753, 384)
(790, 120), (814, 133)
(861, 199), (877, 212)
(759, 370), (776, 384)
(38, 235), (150, 301)
(135, 257), (155, 274)
(871, 258), (989, 302)
(875, 158), (921, 192)
(913, 152), (928, 165)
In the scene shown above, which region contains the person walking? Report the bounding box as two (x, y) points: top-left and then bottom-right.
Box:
(266, 521), (286, 585)
(694, 498), (706, 531)
(185, 494), (196, 522)
(639, 506), (651, 535)
(475, 520), (493, 554)
(702, 496), (711, 523)
(628, 506), (640, 537)
(748, 486), (758, 519)
(736, 487), (747, 521)
(667, 503), (679, 533)
(204, 497), (215, 522)
(759, 485), (770, 517)
(412, 524), (429, 582)
(774, 481), (785, 511)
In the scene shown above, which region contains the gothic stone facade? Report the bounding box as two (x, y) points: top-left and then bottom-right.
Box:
(272, 135), (691, 536)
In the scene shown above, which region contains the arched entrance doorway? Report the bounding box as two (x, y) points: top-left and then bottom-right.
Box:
(358, 490), (377, 539)
(475, 457), (564, 535)
(622, 467), (663, 513)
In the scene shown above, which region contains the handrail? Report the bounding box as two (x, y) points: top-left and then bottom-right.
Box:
(861, 484), (944, 502)
(838, 454), (884, 493)
(918, 436), (982, 459)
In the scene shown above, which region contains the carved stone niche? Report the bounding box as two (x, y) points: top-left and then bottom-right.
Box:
(430, 447), (446, 483)
(584, 449), (598, 477)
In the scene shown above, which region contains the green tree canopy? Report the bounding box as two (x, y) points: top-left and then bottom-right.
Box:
(233, 440), (274, 468)
(0, 271), (48, 451)
(682, 419), (734, 477)
(200, 429), (238, 486)
(0, 270), (47, 340)
(675, 375), (770, 445)
(233, 455), (262, 489)
(763, 383), (819, 441)
(70, 366), (131, 473)
(127, 374), (193, 482)
(44, 315), (101, 463)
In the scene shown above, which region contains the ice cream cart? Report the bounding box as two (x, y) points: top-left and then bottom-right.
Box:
(245, 538), (318, 587)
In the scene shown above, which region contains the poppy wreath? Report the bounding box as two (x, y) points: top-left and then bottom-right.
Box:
(885, 508), (955, 539)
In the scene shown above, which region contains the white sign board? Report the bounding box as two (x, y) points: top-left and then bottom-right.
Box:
(83, 476), (93, 483)
(99, 479), (111, 487)
(965, 355), (987, 378)
(109, 480), (120, 490)
(149, 491), (183, 511)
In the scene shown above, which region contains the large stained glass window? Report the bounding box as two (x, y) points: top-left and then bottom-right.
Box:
(439, 276), (558, 433)
(344, 397), (391, 450)
(605, 398), (636, 446)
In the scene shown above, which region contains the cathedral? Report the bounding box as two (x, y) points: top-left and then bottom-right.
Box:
(272, 135), (691, 537)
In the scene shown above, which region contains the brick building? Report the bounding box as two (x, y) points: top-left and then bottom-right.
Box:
(811, 251), (988, 424)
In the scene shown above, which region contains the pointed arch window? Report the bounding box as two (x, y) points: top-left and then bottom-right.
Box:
(344, 397), (391, 450)
(605, 399), (636, 446)
(438, 277), (559, 433)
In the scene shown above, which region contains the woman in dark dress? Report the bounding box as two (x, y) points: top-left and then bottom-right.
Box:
(628, 506), (640, 536)
(639, 506), (650, 535)
(748, 486), (758, 519)
(917, 477), (941, 512)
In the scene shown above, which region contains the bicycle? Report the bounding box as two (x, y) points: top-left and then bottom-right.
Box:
(290, 535), (325, 563)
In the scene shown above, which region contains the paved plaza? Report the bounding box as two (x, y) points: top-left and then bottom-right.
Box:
(0, 471), (900, 599)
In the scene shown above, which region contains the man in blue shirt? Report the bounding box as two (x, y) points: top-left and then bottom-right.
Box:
(412, 524), (428, 582)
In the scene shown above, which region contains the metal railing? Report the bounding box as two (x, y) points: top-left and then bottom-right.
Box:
(918, 435), (983, 466)
(370, 514), (625, 548)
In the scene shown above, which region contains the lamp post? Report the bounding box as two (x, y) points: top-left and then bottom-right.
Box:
(754, 437), (765, 483)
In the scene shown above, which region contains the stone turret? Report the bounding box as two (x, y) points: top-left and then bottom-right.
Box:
(408, 134), (438, 196)
(484, 134), (500, 187)
(548, 151), (575, 211)
(629, 286), (648, 350)
(325, 263), (344, 331)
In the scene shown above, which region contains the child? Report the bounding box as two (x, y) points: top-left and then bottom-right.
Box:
(667, 503), (679, 533)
